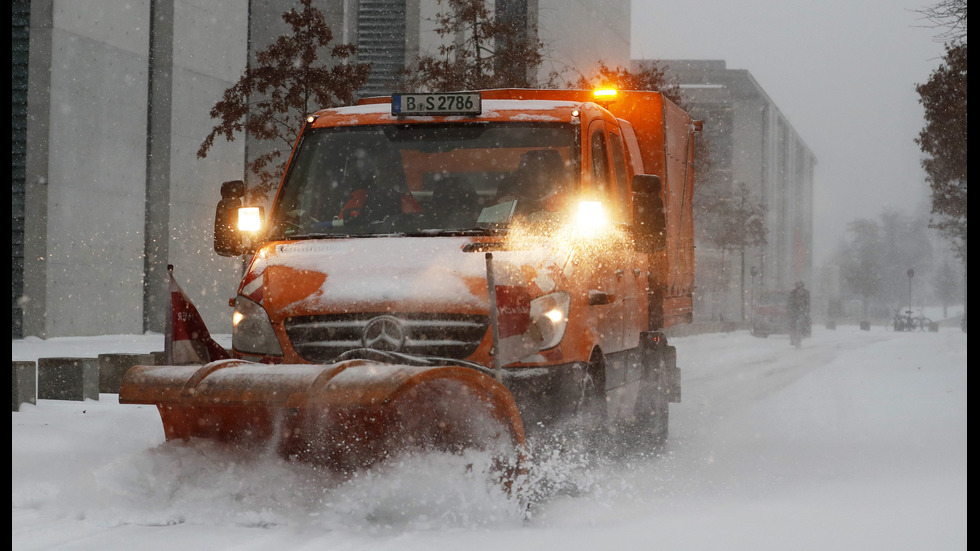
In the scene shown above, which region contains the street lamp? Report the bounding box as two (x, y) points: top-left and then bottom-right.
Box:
(907, 268), (914, 315)
(740, 252), (746, 322)
(750, 266), (758, 320)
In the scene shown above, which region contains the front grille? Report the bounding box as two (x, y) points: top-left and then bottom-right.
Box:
(284, 313), (489, 363)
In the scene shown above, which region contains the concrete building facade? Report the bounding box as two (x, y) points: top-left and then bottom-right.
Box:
(18, 0), (250, 339)
(634, 59), (815, 323)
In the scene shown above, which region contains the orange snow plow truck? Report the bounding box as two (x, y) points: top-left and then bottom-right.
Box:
(120, 88), (699, 470)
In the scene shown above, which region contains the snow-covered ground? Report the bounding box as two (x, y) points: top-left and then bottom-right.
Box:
(12, 319), (967, 551)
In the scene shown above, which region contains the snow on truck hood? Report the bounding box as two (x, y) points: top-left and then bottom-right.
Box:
(242, 236), (564, 317)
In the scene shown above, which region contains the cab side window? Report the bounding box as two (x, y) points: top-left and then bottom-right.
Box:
(591, 130), (610, 195)
(609, 132), (630, 222)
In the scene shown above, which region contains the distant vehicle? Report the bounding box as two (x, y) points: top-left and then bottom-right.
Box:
(751, 290), (790, 337)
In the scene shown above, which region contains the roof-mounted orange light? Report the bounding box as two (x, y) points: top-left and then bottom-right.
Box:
(593, 88), (618, 100)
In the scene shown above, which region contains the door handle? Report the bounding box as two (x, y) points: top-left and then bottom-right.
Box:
(589, 290), (615, 305)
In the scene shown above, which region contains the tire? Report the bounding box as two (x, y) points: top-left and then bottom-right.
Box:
(632, 336), (670, 452)
(570, 351), (608, 453)
(634, 374), (669, 451)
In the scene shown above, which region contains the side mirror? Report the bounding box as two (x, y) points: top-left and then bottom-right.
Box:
(214, 180), (245, 256)
(631, 174), (666, 252)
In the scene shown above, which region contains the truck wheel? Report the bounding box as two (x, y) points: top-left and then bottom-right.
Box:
(633, 336), (669, 452)
(634, 377), (668, 452)
(572, 351), (608, 453)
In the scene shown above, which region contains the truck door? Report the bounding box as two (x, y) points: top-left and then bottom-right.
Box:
(586, 120), (626, 357)
(607, 127), (644, 352)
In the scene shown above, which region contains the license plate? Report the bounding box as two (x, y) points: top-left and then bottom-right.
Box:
(392, 93), (482, 116)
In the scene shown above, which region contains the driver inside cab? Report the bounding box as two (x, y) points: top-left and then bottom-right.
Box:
(495, 149), (570, 221)
(339, 148), (421, 222)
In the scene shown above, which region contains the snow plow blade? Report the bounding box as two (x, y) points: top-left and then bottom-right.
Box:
(119, 358), (525, 469)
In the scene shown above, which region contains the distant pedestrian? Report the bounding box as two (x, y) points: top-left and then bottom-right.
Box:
(788, 281), (810, 348)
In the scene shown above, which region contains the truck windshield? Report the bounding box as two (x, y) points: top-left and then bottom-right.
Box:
(271, 122), (579, 238)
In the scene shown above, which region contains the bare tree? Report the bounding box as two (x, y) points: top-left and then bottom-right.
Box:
(402, 0), (545, 91)
(703, 183), (768, 254)
(913, 0), (967, 43)
(837, 219), (884, 319)
(699, 182), (768, 319)
(876, 209), (934, 307)
(197, 0), (370, 202)
(832, 209), (937, 318)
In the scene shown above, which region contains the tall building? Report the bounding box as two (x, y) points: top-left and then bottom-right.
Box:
(355, 0), (414, 96)
(12, 2), (30, 337)
(634, 59), (815, 323)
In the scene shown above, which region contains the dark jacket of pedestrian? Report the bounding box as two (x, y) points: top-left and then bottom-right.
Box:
(788, 281), (811, 336)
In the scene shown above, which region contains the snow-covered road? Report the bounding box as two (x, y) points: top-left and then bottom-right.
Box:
(12, 325), (967, 550)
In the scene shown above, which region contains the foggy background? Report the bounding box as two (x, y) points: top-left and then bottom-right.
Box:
(630, 0), (946, 266)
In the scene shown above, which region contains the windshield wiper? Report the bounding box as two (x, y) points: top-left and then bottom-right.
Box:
(402, 227), (508, 237)
(284, 231), (355, 240)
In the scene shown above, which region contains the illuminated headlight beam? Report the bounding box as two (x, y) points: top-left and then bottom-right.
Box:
(576, 200), (608, 235)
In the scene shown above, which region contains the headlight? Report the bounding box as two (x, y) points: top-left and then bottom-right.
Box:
(232, 295), (283, 356)
(530, 292), (570, 350)
(575, 200), (608, 236)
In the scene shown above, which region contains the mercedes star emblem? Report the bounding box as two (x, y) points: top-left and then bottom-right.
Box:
(361, 315), (406, 351)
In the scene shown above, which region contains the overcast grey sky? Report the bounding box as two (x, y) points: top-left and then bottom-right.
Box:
(630, 0), (947, 265)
